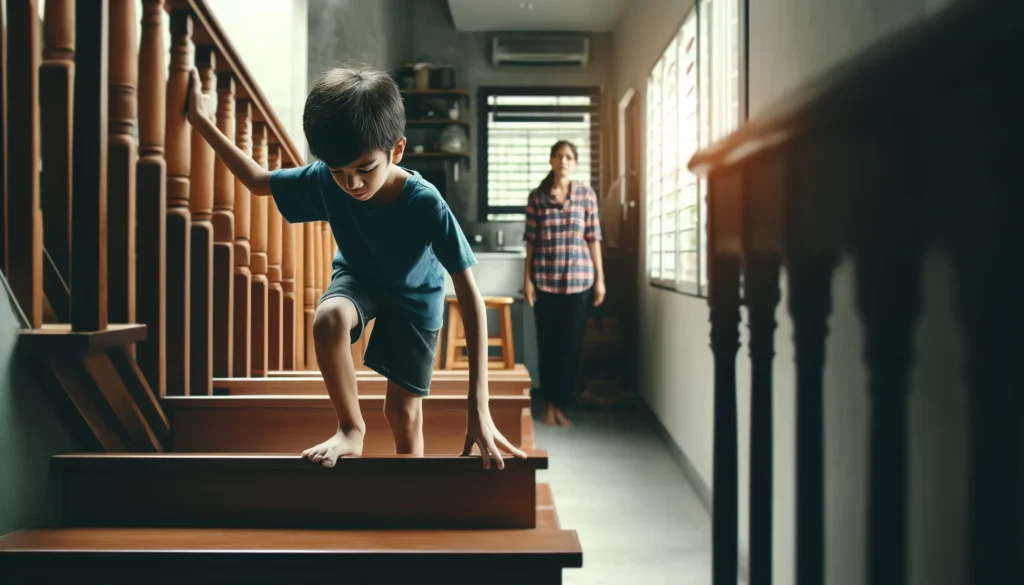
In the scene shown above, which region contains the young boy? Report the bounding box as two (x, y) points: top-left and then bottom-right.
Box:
(185, 65), (526, 470)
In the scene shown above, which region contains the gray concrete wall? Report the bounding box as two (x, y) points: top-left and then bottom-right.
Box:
(612, 1), (975, 584)
(0, 276), (82, 536)
(307, 0), (612, 241)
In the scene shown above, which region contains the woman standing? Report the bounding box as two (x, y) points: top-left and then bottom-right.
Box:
(523, 141), (605, 426)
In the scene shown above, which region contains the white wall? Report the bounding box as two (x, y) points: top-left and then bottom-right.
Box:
(613, 1), (970, 584)
(207, 0), (309, 155)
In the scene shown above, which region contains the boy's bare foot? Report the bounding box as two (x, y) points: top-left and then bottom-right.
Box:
(540, 402), (557, 426)
(301, 428), (364, 467)
(554, 408), (573, 427)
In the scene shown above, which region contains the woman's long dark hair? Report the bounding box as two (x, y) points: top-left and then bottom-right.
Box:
(538, 140), (579, 194)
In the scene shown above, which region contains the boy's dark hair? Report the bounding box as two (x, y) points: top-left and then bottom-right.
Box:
(303, 65), (406, 168)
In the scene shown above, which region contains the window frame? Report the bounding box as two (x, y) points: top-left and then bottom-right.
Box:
(645, 0), (748, 297)
(477, 86), (603, 223)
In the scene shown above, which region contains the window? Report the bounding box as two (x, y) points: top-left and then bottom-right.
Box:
(646, 0), (745, 295)
(478, 87), (602, 222)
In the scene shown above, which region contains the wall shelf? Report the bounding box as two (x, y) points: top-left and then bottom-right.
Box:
(402, 89), (470, 97)
(407, 119), (469, 128)
(404, 151), (469, 159)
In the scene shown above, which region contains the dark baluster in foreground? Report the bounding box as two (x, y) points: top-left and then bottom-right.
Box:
(845, 126), (925, 585)
(935, 79), (1022, 585)
(70, 0), (109, 331)
(708, 170), (742, 585)
(743, 153), (784, 585)
(786, 141), (837, 585)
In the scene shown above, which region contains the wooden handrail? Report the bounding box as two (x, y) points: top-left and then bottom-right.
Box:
(169, 0), (304, 168)
(688, 0), (1024, 175)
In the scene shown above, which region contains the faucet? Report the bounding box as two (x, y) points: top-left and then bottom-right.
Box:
(495, 229), (504, 250)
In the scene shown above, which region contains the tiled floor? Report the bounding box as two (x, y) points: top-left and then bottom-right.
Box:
(533, 407), (716, 585)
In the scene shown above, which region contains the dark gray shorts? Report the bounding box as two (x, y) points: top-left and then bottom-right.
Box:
(321, 274), (438, 397)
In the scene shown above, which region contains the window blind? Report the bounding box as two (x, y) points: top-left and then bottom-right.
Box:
(479, 88), (602, 221)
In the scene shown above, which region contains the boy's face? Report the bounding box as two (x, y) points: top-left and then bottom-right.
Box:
(327, 138), (407, 201)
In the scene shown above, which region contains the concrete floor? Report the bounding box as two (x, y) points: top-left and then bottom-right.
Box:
(533, 407), (717, 585)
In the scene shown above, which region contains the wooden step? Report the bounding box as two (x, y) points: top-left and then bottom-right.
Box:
(0, 525), (581, 584)
(224, 365), (532, 396)
(162, 395), (532, 455)
(537, 482), (561, 529)
(52, 452), (547, 530)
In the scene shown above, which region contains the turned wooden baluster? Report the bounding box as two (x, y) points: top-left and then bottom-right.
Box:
(321, 223), (332, 299)
(189, 47), (217, 396)
(786, 140), (837, 585)
(164, 9), (193, 394)
(108, 0), (137, 328)
(294, 221), (307, 368)
(707, 170), (742, 585)
(232, 98), (253, 377)
(0, 5), (6, 273)
(743, 154), (784, 585)
(136, 0), (167, 396)
(40, 0), (74, 290)
(250, 122), (269, 377)
(306, 220), (320, 369)
(6, 0), (44, 327)
(267, 144), (284, 372)
(282, 192), (297, 370)
(70, 0), (108, 331)
(212, 72), (236, 378)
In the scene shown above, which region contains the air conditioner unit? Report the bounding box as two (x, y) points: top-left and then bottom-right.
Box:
(491, 34), (590, 68)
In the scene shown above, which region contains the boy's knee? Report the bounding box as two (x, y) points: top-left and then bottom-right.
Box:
(384, 393), (422, 430)
(313, 300), (358, 346)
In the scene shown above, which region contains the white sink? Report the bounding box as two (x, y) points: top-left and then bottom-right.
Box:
(445, 250), (526, 298)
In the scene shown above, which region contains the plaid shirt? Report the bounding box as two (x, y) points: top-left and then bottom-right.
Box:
(524, 182), (602, 294)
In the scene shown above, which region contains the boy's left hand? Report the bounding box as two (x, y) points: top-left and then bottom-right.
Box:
(462, 404), (528, 470)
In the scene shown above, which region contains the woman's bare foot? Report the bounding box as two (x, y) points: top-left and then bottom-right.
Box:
(554, 407), (573, 427)
(540, 402), (557, 426)
(301, 428), (364, 467)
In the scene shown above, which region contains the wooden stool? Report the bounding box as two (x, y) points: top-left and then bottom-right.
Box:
(442, 296), (515, 370)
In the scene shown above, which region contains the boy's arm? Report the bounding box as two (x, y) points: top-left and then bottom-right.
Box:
(186, 69), (271, 195)
(449, 268), (488, 407)
(450, 268), (528, 470)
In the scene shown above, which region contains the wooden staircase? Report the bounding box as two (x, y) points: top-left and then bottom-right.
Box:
(1, 453), (578, 583)
(0, 0), (581, 581)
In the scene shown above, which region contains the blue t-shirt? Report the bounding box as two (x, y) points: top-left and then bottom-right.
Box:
(268, 162), (476, 330)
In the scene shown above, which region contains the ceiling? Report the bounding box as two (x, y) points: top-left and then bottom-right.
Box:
(446, 0), (628, 32)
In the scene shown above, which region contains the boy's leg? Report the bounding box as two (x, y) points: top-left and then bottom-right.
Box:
(302, 296), (365, 467)
(362, 312), (436, 455)
(383, 380), (424, 455)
